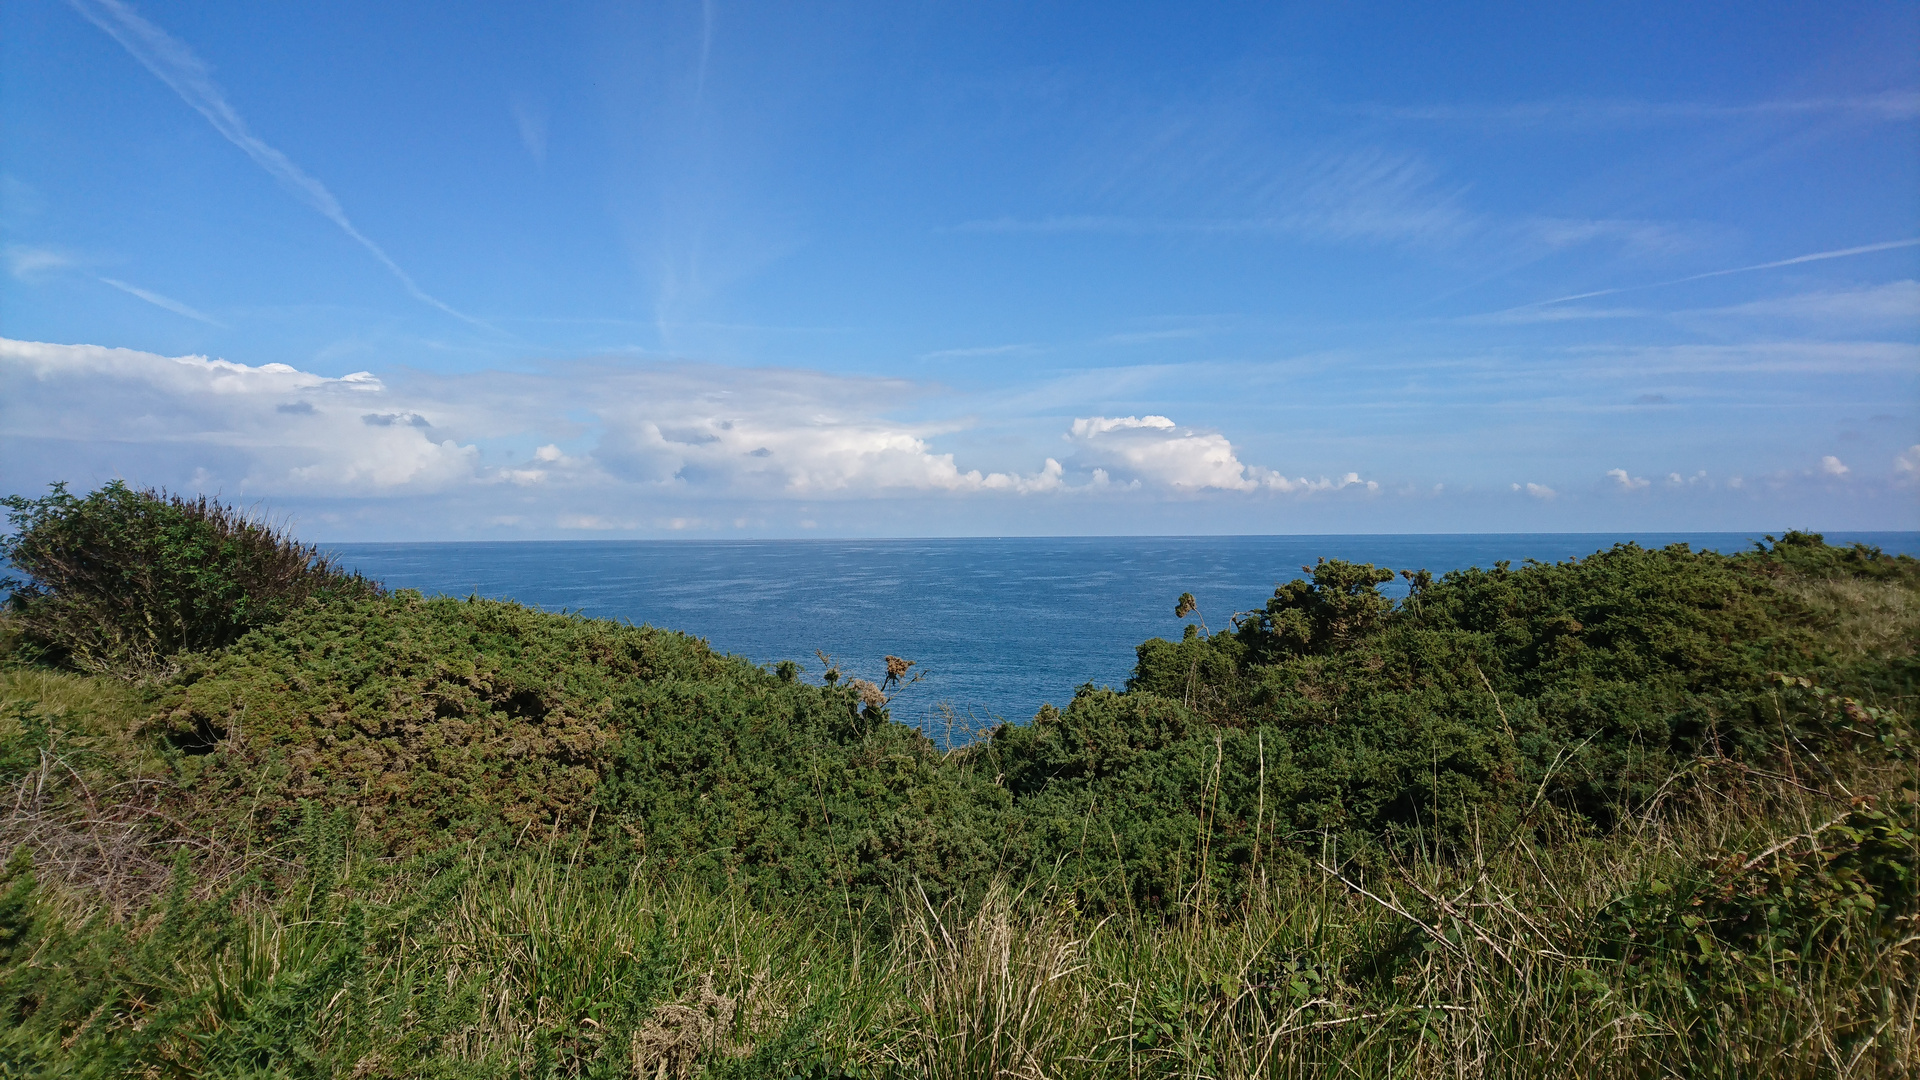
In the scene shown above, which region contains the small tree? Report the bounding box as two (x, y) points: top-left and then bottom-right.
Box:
(1239, 558), (1396, 658)
(0, 481), (381, 675)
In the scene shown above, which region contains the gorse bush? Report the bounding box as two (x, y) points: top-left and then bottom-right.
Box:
(983, 537), (1916, 909)
(0, 481), (380, 675)
(136, 526), (1916, 921)
(151, 592), (1009, 904)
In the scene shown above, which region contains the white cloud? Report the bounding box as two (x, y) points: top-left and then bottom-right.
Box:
(556, 514), (635, 531)
(1067, 415), (1252, 491)
(1064, 415), (1371, 494)
(1691, 281), (1920, 324)
(3, 334), (1426, 531)
(1821, 455), (1850, 477)
(1897, 446), (1920, 481)
(1513, 482), (1556, 499)
(592, 385), (1065, 496)
(919, 343), (1036, 360)
(4, 338), (1046, 499)
(1607, 468), (1649, 491)
(4, 244), (78, 280)
(1462, 304), (1648, 326)
(953, 150), (1473, 248)
(1, 338), (476, 493)
(1519, 238), (1920, 311)
(510, 96), (547, 164)
(1271, 148), (1475, 246)
(9, 339), (1370, 508)
(1564, 341), (1915, 376)
(1527, 217), (1691, 253)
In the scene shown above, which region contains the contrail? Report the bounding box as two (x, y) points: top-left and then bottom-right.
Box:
(66, 0), (494, 331)
(99, 277), (227, 326)
(1523, 237), (1920, 309)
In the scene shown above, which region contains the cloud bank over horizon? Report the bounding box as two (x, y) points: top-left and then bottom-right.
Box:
(1, 338), (1387, 527)
(3, 336), (1910, 539)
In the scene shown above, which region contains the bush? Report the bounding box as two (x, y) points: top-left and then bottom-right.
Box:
(135, 533), (1918, 917)
(149, 592), (1011, 907)
(1019, 538), (1917, 903)
(0, 482), (380, 676)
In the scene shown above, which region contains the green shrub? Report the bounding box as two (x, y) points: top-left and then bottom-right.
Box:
(139, 533), (1917, 917)
(1592, 796), (1920, 1071)
(994, 537), (1917, 909)
(151, 592), (1011, 908)
(0, 481), (380, 676)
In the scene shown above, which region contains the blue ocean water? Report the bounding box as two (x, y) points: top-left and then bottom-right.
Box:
(329, 532), (1920, 737)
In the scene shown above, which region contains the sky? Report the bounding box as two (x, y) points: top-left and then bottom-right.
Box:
(2, 0), (1917, 539)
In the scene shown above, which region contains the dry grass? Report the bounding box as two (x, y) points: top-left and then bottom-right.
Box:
(6, 762), (1913, 1077)
(889, 883), (1093, 1079)
(1781, 574), (1920, 663)
(114, 752), (1897, 1078)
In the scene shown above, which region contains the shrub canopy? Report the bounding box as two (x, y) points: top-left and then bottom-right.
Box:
(1, 481), (379, 675)
(138, 522), (1914, 914)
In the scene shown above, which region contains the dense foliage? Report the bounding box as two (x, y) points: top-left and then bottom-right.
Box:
(984, 536), (1915, 907)
(0, 483), (1914, 1076)
(140, 529), (1917, 919)
(153, 592), (1009, 903)
(0, 482), (379, 675)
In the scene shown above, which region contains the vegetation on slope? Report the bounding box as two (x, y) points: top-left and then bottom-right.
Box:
(0, 482), (1914, 1077)
(150, 591), (1008, 902)
(1, 482), (379, 676)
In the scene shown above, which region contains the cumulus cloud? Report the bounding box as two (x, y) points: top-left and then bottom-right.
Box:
(1513, 482), (1556, 499)
(1, 338), (1065, 499)
(1, 338), (477, 493)
(594, 398), (1065, 496)
(1067, 415), (1254, 491)
(1897, 445), (1920, 481)
(1607, 468), (1649, 491)
(4, 340), (1371, 513)
(1065, 415), (1373, 494)
(1821, 455), (1850, 477)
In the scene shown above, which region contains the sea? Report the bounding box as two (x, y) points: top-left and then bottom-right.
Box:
(328, 532), (1920, 739)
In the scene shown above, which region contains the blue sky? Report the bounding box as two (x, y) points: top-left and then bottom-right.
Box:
(2, 0), (1916, 538)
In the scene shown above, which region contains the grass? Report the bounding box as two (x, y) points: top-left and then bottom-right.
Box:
(0, 665), (141, 737)
(1781, 574), (1920, 662)
(3, 721), (1912, 1077)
